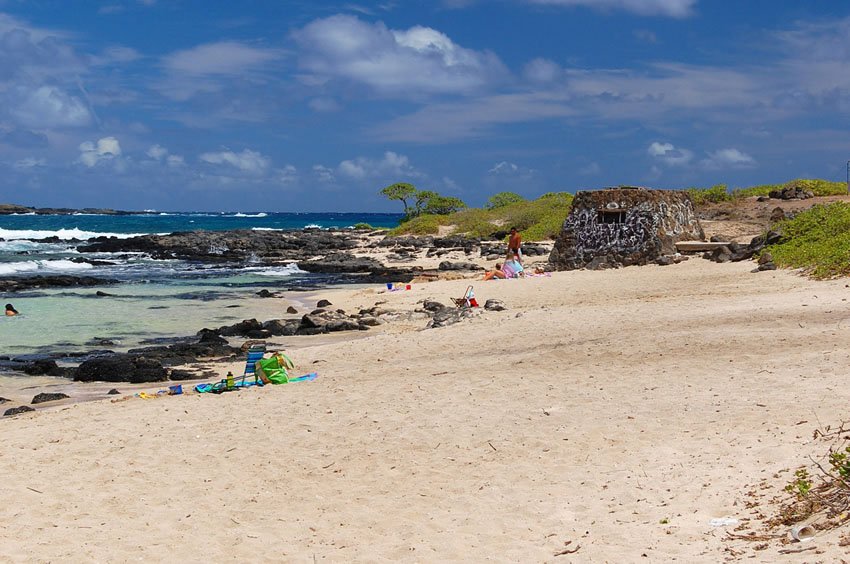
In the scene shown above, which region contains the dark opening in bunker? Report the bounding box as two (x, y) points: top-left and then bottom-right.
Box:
(598, 209), (626, 224)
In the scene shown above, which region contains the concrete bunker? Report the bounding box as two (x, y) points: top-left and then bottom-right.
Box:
(548, 186), (704, 270)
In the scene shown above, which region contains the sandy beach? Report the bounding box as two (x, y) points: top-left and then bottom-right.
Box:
(1, 257), (848, 561)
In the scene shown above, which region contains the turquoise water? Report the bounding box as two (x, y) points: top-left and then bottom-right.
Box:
(0, 274), (309, 356)
(0, 212), (400, 358)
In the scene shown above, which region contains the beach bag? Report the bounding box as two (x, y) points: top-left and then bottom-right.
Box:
(255, 352), (294, 385)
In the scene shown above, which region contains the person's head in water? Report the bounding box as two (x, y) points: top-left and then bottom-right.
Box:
(5, 304), (18, 316)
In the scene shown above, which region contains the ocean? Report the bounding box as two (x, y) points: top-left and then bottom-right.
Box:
(0, 212), (402, 360)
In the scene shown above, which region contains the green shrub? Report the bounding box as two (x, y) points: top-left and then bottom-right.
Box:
(733, 179), (847, 199)
(388, 214), (444, 236)
(486, 192), (526, 209)
(684, 184), (731, 205)
(389, 191), (572, 241)
(352, 222), (374, 230)
(733, 184), (776, 198)
(769, 202), (850, 278)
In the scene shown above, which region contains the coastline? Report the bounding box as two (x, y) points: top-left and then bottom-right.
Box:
(2, 257), (849, 559)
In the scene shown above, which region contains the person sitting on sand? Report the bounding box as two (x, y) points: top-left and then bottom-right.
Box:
(483, 263), (507, 281)
(5, 303), (19, 316)
(503, 253), (524, 278)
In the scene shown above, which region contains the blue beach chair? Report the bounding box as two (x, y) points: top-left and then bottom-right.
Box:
(241, 344), (267, 385)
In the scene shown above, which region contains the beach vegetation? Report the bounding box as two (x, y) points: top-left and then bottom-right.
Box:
(684, 184), (732, 205)
(380, 183), (418, 218)
(381, 183), (467, 222)
(352, 222), (374, 230)
(772, 421), (850, 533)
(423, 194), (467, 215)
(486, 192), (526, 209)
(388, 191), (573, 241)
(767, 202), (850, 278)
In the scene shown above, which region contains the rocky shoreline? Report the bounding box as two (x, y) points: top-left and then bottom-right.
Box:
(0, 227), (539, 391)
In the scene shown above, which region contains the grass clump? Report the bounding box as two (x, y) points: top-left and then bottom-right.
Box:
(388, 214), (445, 236)
(352, 222), (374, 230)
(734, 179), (848, 199)
(684, 184), (732, 205)
(768, 202), (850, 278)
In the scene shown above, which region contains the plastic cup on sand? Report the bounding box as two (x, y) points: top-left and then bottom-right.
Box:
(386, 283), (393, 290)
(406, 284), (411, 290)
(790, 524), (816, 542)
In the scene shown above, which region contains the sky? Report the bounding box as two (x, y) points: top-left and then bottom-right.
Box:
(1, 0), (850, 212)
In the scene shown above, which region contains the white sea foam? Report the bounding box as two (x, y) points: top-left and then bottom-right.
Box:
(253, 263), (306, 277)
(303, 223), (323, 229)
(232, 212), (268, 218)
(0, 228), (145, 241)
(251, 227), (282, 232)
(0, 259), (94, 275)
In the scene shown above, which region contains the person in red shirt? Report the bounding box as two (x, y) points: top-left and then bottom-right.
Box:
(508, 227), (522, 263)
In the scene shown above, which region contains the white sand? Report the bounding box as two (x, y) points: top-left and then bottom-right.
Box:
(1, 258), (848, 561)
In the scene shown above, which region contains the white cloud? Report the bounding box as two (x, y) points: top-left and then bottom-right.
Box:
(9, 86), (91, 129)
(337, 151), (422, 180)
(147, 144), (168, 160)
(13, 157), (46, 170)
(701, 148), (756, 170)
(146, 144), (185, 167)
(199, 148), (270, 175)
(164, 42), (282, 76)
(293, 15), (508, 96)
(159, 42), (283, 100)
(78, 136), (122, 167)
(277, 164), (298, 184)
(647, 141), (693, 166)
(313, 164), (336, 183)
(488, 161), (519, 175)
(524, 0), (696, 18)
(523, 58), (562, 83)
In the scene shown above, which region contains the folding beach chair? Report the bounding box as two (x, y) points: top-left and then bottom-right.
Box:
(241, 343), (267, 385)
(452, 285), (479, 308)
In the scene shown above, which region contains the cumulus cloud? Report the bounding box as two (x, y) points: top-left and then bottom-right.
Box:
(8, 86), (91, 129)
(277, 164), (298, 184)
(293, 15), (508, 96)
(199, 148), (270, 175)
(78, 136), (122, 167)
(336, 151), (422, 180)
(523, 58), (562, 83)
(701, 148), (756, 169)
(647, 141), (693, 166)
(146, 144), (168, 160)
(523, 0), (696, 18)
(146, 144), (185, 167)
(313, 164), (336, 183)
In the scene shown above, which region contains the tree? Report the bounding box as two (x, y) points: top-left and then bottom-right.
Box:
(380, 183), (466, 219)
(423, 195), (466, 215)
(486, 191), (525, 209)
(379, 183), (417, 217)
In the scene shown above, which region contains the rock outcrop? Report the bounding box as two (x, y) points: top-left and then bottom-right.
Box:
(549, 187), (704, 270)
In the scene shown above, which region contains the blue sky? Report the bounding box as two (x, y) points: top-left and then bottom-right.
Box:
(1, 0), (850, 212)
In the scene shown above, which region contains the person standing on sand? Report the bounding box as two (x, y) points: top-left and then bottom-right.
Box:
(5, 304), (19, 316)
(508, 227), (522, 263)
